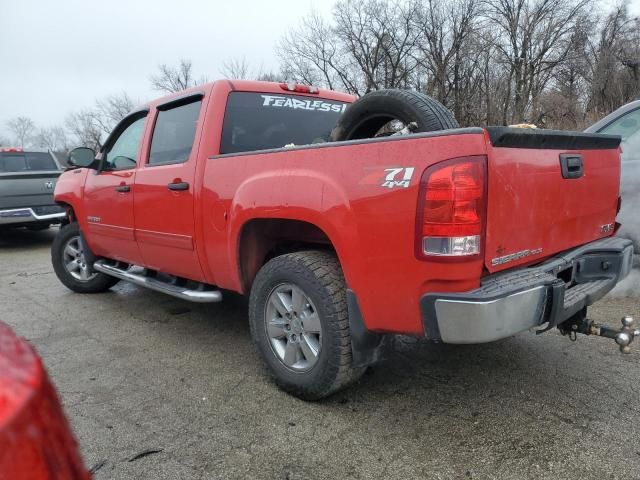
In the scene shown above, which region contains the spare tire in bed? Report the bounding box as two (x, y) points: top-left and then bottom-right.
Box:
(330, 89), (459, 141)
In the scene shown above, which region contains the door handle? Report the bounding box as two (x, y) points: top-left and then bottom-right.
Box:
(560, 154), (584, 179)
(167, 181), (189, 191)
(115, 184), (131, 193)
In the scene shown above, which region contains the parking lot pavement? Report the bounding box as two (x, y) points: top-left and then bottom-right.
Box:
(1, 227), (640, 480)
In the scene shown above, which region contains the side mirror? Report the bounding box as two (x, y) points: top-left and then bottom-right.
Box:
(67, 147), (97, 168)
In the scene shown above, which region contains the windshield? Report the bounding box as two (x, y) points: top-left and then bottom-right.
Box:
(220, 92), (349, 154)
(0, 152), (58, 172)
(600, 107), (640, 163)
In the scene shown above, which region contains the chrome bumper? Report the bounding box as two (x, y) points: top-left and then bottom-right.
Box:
(0, 207), (66, 225)
(421, 237), (635, 344)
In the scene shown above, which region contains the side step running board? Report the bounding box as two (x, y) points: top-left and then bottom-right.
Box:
(93, 261), (222, 303)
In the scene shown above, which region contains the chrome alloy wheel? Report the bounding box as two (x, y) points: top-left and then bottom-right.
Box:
(265, 283), (322, 372)
(62, 235), (97, 282)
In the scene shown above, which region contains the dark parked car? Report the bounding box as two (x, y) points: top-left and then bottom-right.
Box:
(0, 148), (66, 231)
(586, 100), (640, 253)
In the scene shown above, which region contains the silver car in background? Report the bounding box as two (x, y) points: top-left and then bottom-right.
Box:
(0, 148), (66, 231)
(586, 101), (640, 253)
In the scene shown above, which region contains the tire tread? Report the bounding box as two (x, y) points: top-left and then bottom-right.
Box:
(51, 223), (119, 294)
(249, 250), (365, 400)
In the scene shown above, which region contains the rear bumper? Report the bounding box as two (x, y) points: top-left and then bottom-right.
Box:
(0, 206), (66, 225)
(421, 237), (634, 344)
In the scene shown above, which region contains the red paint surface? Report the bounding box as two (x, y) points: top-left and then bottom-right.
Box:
(0, 322), (89, 480)
(483, 132), (621, 272)
(54, 80), (621, 337)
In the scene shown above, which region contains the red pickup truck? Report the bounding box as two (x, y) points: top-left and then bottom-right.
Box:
(52, 81), (636, 399)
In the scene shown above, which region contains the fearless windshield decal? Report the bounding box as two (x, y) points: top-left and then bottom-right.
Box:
(261, 95), (347, 113)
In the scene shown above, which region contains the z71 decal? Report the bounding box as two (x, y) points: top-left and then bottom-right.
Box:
(360, 167), (415, 189)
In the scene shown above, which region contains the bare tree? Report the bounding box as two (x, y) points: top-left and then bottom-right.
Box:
(91, 92), (136, 136)
(64, 92), (137, 150)
(278, 11), (357, 92)
(415, 0), (480, 118)
(33, 126), (70, 153)
(255, 70), (283, 82)
(279, 1), (423, 95)
(483, 0), (594, 124)
(6, 116), (36, 148)
(65, 110), (103, 151)
(586, 2), (640, 119)
(220, 57), (250, 79)
(150, 59), (208, 93)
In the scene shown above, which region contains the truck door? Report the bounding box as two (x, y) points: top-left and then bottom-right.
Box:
(82, 112), (147, 265)
(133, 95), (206, 281)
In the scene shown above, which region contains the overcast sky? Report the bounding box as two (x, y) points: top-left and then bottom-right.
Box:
(0, 0), (335, 136)
(1, 0), (639, 139)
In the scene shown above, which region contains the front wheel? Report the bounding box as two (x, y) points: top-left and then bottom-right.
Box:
(51, 222), (120, 293)
(249, 251), (365, 400)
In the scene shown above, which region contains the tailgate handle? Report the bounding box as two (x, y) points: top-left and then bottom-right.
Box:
(560, 154), (584, 179)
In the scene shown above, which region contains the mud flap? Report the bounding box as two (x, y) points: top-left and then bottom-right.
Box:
(346, 289), (384, 367)
(78, 231), (98, 274)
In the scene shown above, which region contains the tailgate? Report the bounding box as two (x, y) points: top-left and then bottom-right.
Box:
(484, 127), (622, 273)
(0, 171), (62, 210)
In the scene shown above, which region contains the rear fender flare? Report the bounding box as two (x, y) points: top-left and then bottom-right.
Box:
(228, 169), (359, 289)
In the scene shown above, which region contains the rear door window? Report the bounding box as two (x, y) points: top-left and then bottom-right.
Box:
(0, 152), (58, 172)
(220, 92), (348, 154)
(149, 100), (202, 165)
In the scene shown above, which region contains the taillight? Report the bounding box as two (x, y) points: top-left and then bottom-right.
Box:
(415, 156), (487, 259)
(279, 82), (320, 94)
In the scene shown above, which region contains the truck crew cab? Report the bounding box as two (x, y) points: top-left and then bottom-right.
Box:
(52, 81), (636, 399)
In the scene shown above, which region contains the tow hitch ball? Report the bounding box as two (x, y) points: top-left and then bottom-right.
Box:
(560, 315), (639, 353)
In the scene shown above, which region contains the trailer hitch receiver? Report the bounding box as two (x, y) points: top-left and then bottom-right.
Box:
(559, 314), (639, 353)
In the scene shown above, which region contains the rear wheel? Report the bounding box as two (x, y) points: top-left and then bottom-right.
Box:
(51, 222), (120, 293)
(249, 251), (365, 400)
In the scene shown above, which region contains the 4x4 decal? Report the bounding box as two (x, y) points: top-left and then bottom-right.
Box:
(360, 167), (415, 189)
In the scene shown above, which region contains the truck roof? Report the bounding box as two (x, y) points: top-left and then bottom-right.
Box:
(135, 80), (356, 113)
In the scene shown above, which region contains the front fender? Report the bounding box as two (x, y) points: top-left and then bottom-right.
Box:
(54, 169), (87, 226)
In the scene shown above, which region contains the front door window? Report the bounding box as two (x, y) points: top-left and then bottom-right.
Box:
(103, 116), (147, 170)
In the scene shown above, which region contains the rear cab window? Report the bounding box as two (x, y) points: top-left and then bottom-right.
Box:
(0, 152), (58, 172)
(220, 92), (349, 154)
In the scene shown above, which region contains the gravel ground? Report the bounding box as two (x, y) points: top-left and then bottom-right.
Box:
(1, 227), (640, 480)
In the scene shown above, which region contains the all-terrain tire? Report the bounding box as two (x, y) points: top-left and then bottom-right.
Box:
(331, 89), (459, 141)
(249, 251), (365, 400)
(51, 222), (120, 293)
